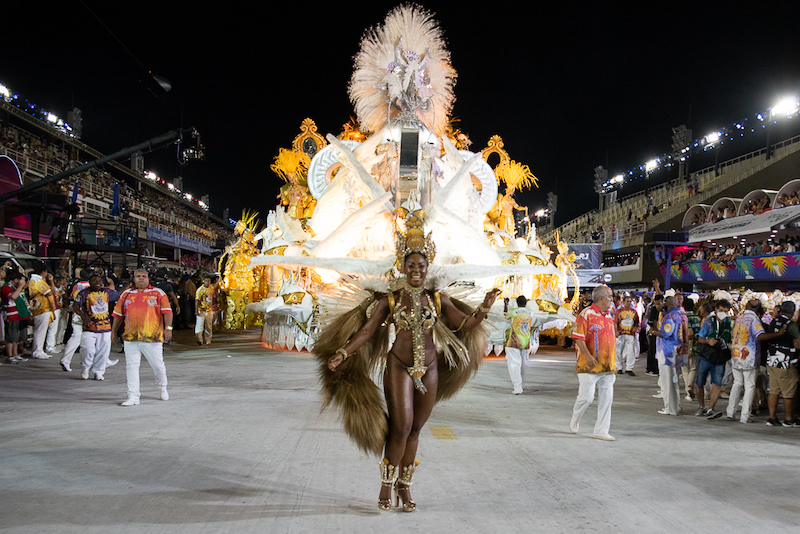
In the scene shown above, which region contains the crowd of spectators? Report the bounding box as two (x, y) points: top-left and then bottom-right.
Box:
(655, 237), (800, 266)
(1, 125), (70, 170)
(2, 123), (231, 246)
(685, 183), (800, 228)
(602, 251), (640, 267)
(776, 191), (800, 207)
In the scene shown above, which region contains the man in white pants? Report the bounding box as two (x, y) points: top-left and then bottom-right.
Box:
(652, 296), (683, 416)
(60, 272), (91, 372)
(614, 294), (639, 376)
(28, 262), (56, 360)
(727, 299), (781, 423)
(570, 285), (617, 441)
(505, 296), (535, 395)
(111, 269), (173, 406)
(73, 274), (118, 380)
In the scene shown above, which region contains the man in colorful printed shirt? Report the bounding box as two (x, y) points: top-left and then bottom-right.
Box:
(614, 294), (639, 376)
(195, 275), (216, 346)
(27, 261), (56, 360)
(505, 295), (534, 395)
(74, 274), (118, 381)
(652, 296), (683, 416)
(570, 285), (617, 441)
(111, 269), (173, 406)
(727, 299), (784, 423)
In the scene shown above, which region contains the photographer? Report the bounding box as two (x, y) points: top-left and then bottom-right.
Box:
(694, 300), (733, 419)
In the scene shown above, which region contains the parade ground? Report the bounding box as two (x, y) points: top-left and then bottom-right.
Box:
(1, 328), (798, 534)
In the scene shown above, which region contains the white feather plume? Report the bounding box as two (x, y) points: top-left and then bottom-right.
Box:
(349, 4), (456, 136)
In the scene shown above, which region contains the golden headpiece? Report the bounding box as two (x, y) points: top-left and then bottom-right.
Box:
(396, 206), (436, 266)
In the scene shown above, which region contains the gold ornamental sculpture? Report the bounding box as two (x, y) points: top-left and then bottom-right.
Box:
(481, 136), (538, 242)
(219, 210), (263, 329)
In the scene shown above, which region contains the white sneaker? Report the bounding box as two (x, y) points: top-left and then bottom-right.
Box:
(684, 395), (693, 401)
(569, 419), (579, 434)
(94, 373), (104, 381)
(160, 388), (169, 401)
(31, 354), (50, 359)
(121, 397), (140, 406)
(107, 359), (119, 367)
(658, 409), (675, 415)
(652, 393), (663, 398)
(512, 387), (523, 395)
(593, 434), (616, 441)
(80, 368), (90, 379)
(60, 360), (71, 372)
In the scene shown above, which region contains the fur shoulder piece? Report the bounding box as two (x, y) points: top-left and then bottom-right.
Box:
(434, 296), (487, 402)
(313, 296), (390, 456)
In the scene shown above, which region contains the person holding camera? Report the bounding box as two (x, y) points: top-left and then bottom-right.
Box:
(695, 300), (733, 419)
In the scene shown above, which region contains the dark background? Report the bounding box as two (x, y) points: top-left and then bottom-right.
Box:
(5, 1), (800, 226)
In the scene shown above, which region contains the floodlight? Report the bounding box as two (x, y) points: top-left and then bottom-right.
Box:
(771, 97), (799, 117)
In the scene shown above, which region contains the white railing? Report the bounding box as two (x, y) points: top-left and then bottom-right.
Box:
(0, 145), (61, 177)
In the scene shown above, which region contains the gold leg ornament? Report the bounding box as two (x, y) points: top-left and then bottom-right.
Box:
(394, 460), (420, 512)
(379, 459), (398, 511)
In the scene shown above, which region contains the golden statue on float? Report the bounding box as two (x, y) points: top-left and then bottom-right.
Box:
(219, 210), (263, 329)
(481, 135), (537, 243)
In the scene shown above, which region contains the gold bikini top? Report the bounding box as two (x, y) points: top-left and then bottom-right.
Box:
(388, 289), (438, 331)
(385, 284), (442, 393)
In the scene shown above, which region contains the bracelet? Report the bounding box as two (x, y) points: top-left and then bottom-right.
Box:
(336, 348), (350, 360)
(472, 305), (491, 316)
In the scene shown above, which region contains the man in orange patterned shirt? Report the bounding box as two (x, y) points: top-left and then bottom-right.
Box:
(111, 269), (173, 406)
(569, 285), (617, 441)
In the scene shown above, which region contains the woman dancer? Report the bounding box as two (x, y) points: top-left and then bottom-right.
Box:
(316, 210), (499, 512)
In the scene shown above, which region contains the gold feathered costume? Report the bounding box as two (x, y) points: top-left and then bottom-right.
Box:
(313, 290), (487, 456)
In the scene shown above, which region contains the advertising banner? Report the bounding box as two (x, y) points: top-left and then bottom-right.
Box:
(568, 243), (602, 270)
(659, 252), (800, 282)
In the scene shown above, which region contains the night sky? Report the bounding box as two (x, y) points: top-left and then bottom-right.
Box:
(5, 1), (800, 227)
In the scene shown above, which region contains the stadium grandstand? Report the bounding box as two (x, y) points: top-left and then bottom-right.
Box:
(539, 100), (800, 292)
(0, 83), (232, 273)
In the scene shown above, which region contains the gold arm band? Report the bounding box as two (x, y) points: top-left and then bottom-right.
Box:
(453, 314), (470, 333)
(472, 305), (491, 316)
(336, 348), (350, 360)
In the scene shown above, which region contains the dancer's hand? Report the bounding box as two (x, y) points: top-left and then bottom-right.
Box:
(483, 288), (502, 309)
(328, 353), (344, 371)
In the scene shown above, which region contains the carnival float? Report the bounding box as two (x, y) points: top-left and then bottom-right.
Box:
(213, 5), (581, 352)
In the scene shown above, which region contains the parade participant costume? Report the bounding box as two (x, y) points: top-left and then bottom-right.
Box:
(657, 306), (684, 415)
(247, 5), (572, 511)
(505, 301), (534, 394)
(75, 283), (119, 380)
(28, 272), (55, 359)
(60, 278), (90, 372)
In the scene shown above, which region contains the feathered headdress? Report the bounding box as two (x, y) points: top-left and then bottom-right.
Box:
(349, 4), (456, 136)
(271, 148), (311, 186)
(495, 160), (538, 191)
(396, 206), (436, 267)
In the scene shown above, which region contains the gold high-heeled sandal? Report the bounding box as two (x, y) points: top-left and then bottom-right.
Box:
(378, 459), (398, 511)
(394, 460), (420, 512)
